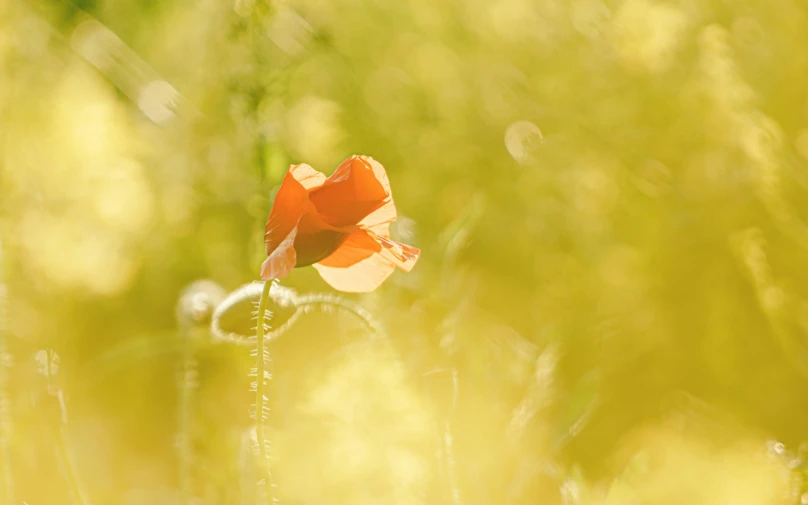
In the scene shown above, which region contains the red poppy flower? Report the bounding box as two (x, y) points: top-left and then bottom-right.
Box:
(260, 155), (420, 292)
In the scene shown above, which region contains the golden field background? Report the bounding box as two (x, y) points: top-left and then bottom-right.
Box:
(2, 0), (808, 503)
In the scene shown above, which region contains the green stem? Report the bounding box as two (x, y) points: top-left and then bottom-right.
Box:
(255, 280), (274, 504)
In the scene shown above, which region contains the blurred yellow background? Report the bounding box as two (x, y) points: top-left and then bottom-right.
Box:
(1, 0), (808, 503)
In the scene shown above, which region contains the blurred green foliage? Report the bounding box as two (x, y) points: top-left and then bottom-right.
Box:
(2, 0), (808, 503)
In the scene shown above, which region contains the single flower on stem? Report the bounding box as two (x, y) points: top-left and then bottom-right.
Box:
(261, 155), (420, 292)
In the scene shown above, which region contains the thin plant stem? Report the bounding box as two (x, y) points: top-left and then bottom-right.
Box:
(43, 350), (89, 505)
(255, 280), (274, 504)
(444, 421), (462, 505)
(293, 293), (386, 338)
(55, 418), (89, 505)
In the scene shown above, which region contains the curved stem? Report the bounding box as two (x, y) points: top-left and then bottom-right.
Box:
(293, 293), (386, 338)
(255, 280), (274, 504)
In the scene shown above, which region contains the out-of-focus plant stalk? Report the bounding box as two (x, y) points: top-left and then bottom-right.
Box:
(176, 288), (201, 505)
(443, 421), (462, 505)
(175, 280), (227, 505)
(428, 368), (462, 505)
(55, 415), (89, 505)
(39, 349), (89, 505)
(176, 340), (197, 505)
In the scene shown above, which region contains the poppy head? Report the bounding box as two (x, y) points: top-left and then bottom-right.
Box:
(261, 155), (420, 292)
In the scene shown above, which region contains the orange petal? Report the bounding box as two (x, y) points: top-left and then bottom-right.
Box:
(292, 213), (350, 266)
(289, 163), (327, 190)
(313, 255), (396, 293)
(366, 224), (420, 272)
(309, 156), (394, 227)
(357, 156), (397, 227)
(377, 238), (420, 272)
(260, 226), (298, 280)
(317, 229), (380, 268)
(314, 229), (389, 292)
(265, 168), (311, 256)
(313, 226), (419, 292)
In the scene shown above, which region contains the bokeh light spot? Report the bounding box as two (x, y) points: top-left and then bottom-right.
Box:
(505, 120), (543, 164)
(137, 80), (179, 124)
